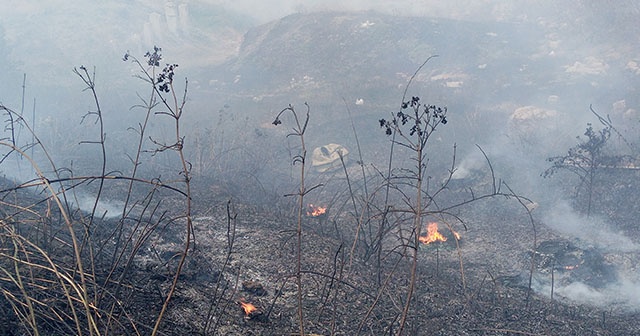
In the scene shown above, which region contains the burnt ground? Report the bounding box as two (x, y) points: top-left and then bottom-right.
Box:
(169, 195), (640, 336)
(2, 168), (640, 335)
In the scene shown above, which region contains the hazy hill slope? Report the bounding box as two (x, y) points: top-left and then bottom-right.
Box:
(215, 11), (546, 102)
(203, 10), (639, 133)
(186, 10), (640, 181)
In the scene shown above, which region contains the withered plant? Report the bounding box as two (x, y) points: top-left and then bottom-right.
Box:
(271, 103), (323, 336)
(543, 120), (614, 217)
(543, 104), (639, 218)
(0, 46), (197, 335)
(123, 46), (195, 335)
(349, 57), (537, 335)
(377, 90), (452, 335)
(203, 199), (238, 335)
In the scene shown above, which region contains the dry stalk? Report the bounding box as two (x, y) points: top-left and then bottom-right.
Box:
(203, 199), (238, 334)
(0, 142), (100, 335)
(272, 103), (319, 336)
(130, 50), (195, 336)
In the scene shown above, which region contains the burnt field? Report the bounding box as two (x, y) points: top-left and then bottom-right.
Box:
(2, 87), (640, 335)
(2, 27), (640, 333)
(2, 162), (640, 335)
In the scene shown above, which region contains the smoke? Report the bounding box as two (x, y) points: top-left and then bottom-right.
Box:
(543, 201), (638, 252)
(451, 149), (488, 180)
(1, 0), (638, 314)
(450, 95), (640, 311)
(534, 274), (640, 311)
(71, 194), (124, 219)
(520, 190), (640, 311)
(0, 157), (124, 219)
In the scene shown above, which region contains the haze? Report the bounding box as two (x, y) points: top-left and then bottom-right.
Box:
(2, 0), (640, 315)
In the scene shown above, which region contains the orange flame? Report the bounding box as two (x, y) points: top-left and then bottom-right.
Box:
(419, 222), (459, 244)
(307, 204), (327, 217)
(240, 301), (257, 315)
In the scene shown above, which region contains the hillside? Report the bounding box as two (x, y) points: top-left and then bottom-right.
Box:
(208, 11), (639, 112)
(187, 11), (640, 188)
(210, 12), (543, 107)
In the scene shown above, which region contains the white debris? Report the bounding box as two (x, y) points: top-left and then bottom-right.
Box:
(626, 60), (640, 74)
(613, 100), (626, 113)
(565, 56), (609, 75)
(510, 105), (557, 121)
(312, 144), (349, 173)
(360, 20), (375, 28)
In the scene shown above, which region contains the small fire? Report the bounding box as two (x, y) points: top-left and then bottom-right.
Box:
(419, 222), (460, 244)
(307, 204), (327, 217)
(240, 301), (257, 316)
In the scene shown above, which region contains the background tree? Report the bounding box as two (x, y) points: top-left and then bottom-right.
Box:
(543, 122), (618, 217)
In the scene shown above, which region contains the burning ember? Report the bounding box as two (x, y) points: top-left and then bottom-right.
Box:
(419, 222), (460, 245)
(306, 204), (327, 217)
(240, 301), (257, 316)
(238, 300), (265, 321)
